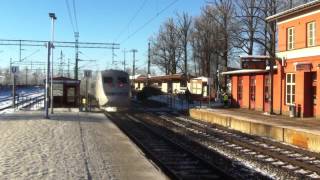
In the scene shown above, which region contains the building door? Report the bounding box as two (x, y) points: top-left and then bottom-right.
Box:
(249, 76), (256, 110)
(237, 76), (243, 107)
(303, 72), (315, 117)
(312, 72), (317, 117)
(264, 75), (270, 112)
(65, 87), (76, 107)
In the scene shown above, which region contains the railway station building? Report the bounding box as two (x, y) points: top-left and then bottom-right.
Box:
(223, 1), (320, 118)
(50, 76), (80, 108)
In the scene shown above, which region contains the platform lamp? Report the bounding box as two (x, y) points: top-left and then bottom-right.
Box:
(49, 13), (57, 115)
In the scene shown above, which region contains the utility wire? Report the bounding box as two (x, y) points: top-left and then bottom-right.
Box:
(65, 0), (76, 33)
(21, 49), (40, 61)
(120, 0), (179, 44)
(72, 0), (79, 32)
(114, 0), (148, 42)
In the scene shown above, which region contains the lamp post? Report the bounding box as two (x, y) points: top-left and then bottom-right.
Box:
(49, 13), (57, 114)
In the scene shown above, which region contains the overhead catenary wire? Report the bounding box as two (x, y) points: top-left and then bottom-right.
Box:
(72, 0), (79, 32)
(65, 0), (76, 33)
(114, 0), (149, 42)
(120, 0), (179, 44)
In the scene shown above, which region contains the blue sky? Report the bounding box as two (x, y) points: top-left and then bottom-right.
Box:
(0, 0), (206, 75)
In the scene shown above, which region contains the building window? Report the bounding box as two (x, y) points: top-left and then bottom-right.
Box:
(307, 22), (316, 47)
(287, 27), (295, 50)
(237, 77), (243, 100)
(286, 73), (296, 105)
(264, 76), (270, 102)
(249, 76), (256, 101)
(180, 80), (187, 87)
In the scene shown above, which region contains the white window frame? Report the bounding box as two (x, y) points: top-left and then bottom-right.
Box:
(307, 21), (316, 47)
(286, 73), (296, 105)
(287, 27), (295, 50)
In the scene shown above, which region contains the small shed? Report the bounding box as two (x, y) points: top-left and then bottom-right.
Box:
(50, 77), (80, 107)
(190, 76), (213, 97)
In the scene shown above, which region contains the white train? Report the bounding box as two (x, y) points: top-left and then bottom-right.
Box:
(91, 69), (131, 111)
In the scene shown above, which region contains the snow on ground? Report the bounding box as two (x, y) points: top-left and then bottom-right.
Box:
(0, 88), (44, 113)
(0, 86), (43, 99)
(0, 111), (166, 180)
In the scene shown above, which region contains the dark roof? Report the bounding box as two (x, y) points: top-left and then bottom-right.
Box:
(134, 73), (193, 83)
(50, 76), (80, 84)
(53, 76), (77, 80)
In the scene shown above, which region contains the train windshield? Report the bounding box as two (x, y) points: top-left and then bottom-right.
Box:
(118, 77), (128, 84)
(103, 77), (113, 84)
(118, 77), (128, 87)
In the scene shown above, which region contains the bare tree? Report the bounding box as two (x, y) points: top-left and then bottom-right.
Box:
(206, 0), (238, 90)
(176, 12), (192, 74)
(235, 0), (262, 55)
(151, 18), (182, 75)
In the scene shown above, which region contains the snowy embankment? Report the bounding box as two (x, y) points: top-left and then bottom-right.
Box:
(0, 86), (44, 114)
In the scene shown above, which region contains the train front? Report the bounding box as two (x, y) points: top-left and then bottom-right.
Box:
(99, 70), (131, 112)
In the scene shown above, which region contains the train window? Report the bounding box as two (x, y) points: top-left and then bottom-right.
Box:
(103, 77), (113, 84)
(118, 77), (128, 84)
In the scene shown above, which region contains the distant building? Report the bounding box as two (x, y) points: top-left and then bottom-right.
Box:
(134, 73), (189, 93)
(224, 1), (320, 118)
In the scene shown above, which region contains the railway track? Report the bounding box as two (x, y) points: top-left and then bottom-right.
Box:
(105, 112), (236, 180)
(139, 111), (320, 179)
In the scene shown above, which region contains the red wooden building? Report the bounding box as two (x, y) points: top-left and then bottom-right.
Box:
(224, 1), (320, 118)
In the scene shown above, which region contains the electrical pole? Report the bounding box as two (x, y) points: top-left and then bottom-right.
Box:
(68, 58), (70, 78)
(25, 67), (28, 85)
(74, 32), (79, 80)
(45, 41), (51, 119)
(58, 51), (63, 76)
(19, 40), (21, 61)
(12, 70), (16, 111)
(112, 46), (115, 64)
(131, 49), (138, 86)
(147, 42), (151, 86)
(123, 49), (126, 71)
(11, 66), (18, 111)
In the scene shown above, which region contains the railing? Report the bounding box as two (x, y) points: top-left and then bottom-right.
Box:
(0, 94), (44, 111)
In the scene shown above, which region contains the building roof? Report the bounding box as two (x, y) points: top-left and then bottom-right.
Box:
(266, 0), (320, 22)
(221, 66), (278, 75)
(240, 55), (271, 59)
(191, 76), (213, 83)
(221, 69), (269, 75)
(48, 76), (80, 84)
(134, 73), (193, 83)
(129, 74), (145, 80)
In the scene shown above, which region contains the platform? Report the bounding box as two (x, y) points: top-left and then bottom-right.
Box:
(0, 110), (166, 180)
(190, 108), (320, 153)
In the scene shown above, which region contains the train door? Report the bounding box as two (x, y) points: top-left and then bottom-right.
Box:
(249, 76), (256, 110)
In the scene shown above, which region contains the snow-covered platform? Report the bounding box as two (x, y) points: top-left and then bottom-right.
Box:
(0, 110), (166, 180)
